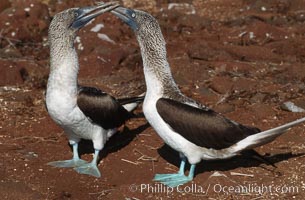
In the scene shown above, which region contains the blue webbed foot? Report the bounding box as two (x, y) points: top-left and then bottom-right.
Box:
(48, 159), (88, 168)
(159, 174), (193, 187)
(74, 162), (101, 177)
(74, 149), (101, 177)
(154, 173), (183, 181)
(153, 161), (196, 187)
(48, 143), (87, 168)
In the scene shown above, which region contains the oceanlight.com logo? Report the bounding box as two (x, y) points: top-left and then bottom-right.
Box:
(128, 183), (300, 196)
(213, 183), (299, 195)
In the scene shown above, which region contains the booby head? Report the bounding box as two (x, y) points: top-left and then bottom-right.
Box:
(112, 7), (177, 93)
(49, 2), (119, 40)
(111, 7), (162, 38)
(112, 7), (166, 52)
(111, 7), (139, 31)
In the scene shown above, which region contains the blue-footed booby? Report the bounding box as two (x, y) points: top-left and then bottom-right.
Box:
(46, 2), (144, 178)
(112, 7), (305, 187)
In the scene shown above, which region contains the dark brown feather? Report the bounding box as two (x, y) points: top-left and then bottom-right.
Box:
(156, 98), (260, 150)
(77, 87), (132, 129)
(117, 95), (144, 105)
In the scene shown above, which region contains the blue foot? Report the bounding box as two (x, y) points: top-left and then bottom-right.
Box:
(74, 149), (101, 177)
(48, 143), (87, 168)
(74, 163), (101, 177)
(154, 161), (196, 187)
(154, 173), (183, 181)
(48, 159), (88, 168)
(160, 174), (193, 187)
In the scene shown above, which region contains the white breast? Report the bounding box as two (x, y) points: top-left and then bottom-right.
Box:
(46, 59), (102, 143)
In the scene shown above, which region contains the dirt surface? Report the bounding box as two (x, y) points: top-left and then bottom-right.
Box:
(1, 0), (305, 199)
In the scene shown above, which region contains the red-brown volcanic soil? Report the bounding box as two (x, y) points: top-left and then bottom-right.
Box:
(1, 0), (305, 199)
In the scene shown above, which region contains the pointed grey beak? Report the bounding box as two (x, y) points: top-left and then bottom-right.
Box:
(111, 6), (139, 31)
(71, 1), (119, 29)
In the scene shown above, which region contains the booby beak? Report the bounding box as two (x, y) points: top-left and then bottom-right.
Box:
(71, 1), (119, 29)
(111, 6), (139, 31)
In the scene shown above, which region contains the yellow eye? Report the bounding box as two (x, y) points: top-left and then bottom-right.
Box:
(74, 12), (79, 18)
(131, 13), (136, 18)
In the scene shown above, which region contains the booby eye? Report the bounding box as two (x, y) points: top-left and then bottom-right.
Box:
(131, 12), (136, 18)
(74, 12), (79, 18)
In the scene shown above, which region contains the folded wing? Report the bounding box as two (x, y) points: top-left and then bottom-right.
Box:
(156, 98), (260, 150)
(77, 86), (131, 129)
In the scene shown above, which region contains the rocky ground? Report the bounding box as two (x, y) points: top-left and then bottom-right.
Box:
(1, 0), (305, 199)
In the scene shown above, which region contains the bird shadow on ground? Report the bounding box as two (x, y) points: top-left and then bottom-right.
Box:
(157, 144), (305, 176)
(77, 122), (150, 161)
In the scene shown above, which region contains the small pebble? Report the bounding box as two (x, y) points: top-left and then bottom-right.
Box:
(281, 101), (305, 113)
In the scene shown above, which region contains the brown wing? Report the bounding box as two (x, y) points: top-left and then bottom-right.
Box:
(156, 98), (260, 150)
(77, 87), (131, 129)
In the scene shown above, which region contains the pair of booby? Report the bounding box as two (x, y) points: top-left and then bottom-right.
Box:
(46, 2), (144, 177)
(111, 7), (305, 187)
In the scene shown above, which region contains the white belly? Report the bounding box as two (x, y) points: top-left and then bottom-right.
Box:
(143, 93), (205, 164)
(46, 82), (110, 150)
